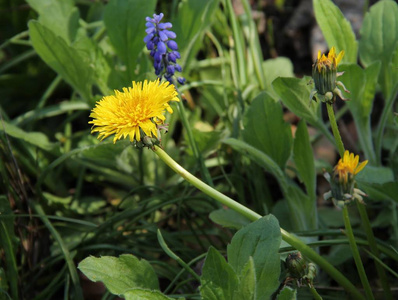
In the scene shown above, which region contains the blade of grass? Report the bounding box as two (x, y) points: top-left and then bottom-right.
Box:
(31, 202), (83, 300)
(157, 229), (201, 282)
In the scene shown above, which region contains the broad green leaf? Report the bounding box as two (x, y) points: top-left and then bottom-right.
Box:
(227, 215), (281, 300)
(0, 120), (58, 153)
(73, 35), (113, 95)
(338, 63), (380, 163)
(28, 21), (93, 101)
(79, 141), (131, 169)
(262, 57), (294, 99)
(359, 0), (398, 66)
(124, 289), (173, 300)
(358, 182), (398, 203)
(209, 209), (251, 230)
(235, 258), (256, 300)
(173, 0), (220, 69)
(293, 121), (316, 202)
(200, 247), (239, 300)
(359, 0), (398, 97)
(0, 197), (18, 299)
(26, 0), (79, 43)
(356, 165), (394, 184)
(103, 0), (156, 80)
(78, 254), (159, 295)
(223, 138), (287, 192)
(277, 286), (297, 299)
(285, 185), (316, 231)
(186, 128), (227, 159)
(272, 77), (332, 141)
(243, 92), (292, 169)
(339, 63), (380, 121)
(313, 0), (357, 63)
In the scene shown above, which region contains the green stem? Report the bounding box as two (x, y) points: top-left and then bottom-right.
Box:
(342, 205), (374, 300)
(356, 200), (392, 299)
(308, 285), (323, 300)
(326, 103), (345, 158)
(153, 146), (363, 299)
(157, 229), (201, 282)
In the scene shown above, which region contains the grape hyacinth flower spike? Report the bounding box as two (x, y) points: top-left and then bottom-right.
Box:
(144, 13), (185, 85)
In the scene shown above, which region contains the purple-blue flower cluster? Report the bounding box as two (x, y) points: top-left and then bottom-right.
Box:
(144, 13), (185, 85)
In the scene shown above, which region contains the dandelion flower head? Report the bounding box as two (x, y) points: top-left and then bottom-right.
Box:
(89, 80), (178, 143)
(315, 46), (344, 72)
(334, 150), (368, 183)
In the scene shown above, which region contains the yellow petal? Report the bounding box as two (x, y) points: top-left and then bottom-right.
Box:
(336, 50), (345, 65)
(343, 150), (349, 162)
(328, 47), (336, 59)
(355, 160), (368, 174)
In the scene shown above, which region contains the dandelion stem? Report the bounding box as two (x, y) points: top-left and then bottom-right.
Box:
(326, 102), (345, 158)
(308, 284), (323, 300)
(342, 205), (374, 300)
(153, 146), (363, 299)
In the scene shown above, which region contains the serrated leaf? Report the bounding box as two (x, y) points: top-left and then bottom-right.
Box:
(293, 121), (316, 202)
(200, 247), (239, 300)
(313, 0), (358, 63)
(359, 0), (398, 97)
(173, 0), (220, 69)
(103, 0), (156, 81)
(227, 215), (281, 300)
(26, 0), (79, 43)
(78, 254), (159, 295)
(0, 120), (58, 154)
(28, 21), (93, 101)
(124, 289), (173, 300)
(277, 286), (297, 299)
(243, 92), (292, 169)
(209, 209), (251, 230)
(235, 257), (256, 300)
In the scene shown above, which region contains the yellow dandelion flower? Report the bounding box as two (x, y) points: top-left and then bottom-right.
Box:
(334, 150), (368, 183)
(316, 46), (344, 72)
(89, 80), (179, 143)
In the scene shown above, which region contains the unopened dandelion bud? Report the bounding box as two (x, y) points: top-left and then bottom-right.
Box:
(310, 47), (349, 104)
(286, 252), (307, 279)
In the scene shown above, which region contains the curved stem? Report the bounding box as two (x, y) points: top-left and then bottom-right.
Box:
(342, 205), (374, 300)
(153, 146), (363, 299)
(326, 103), (345, 158)
(308, 285), (323, 300)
